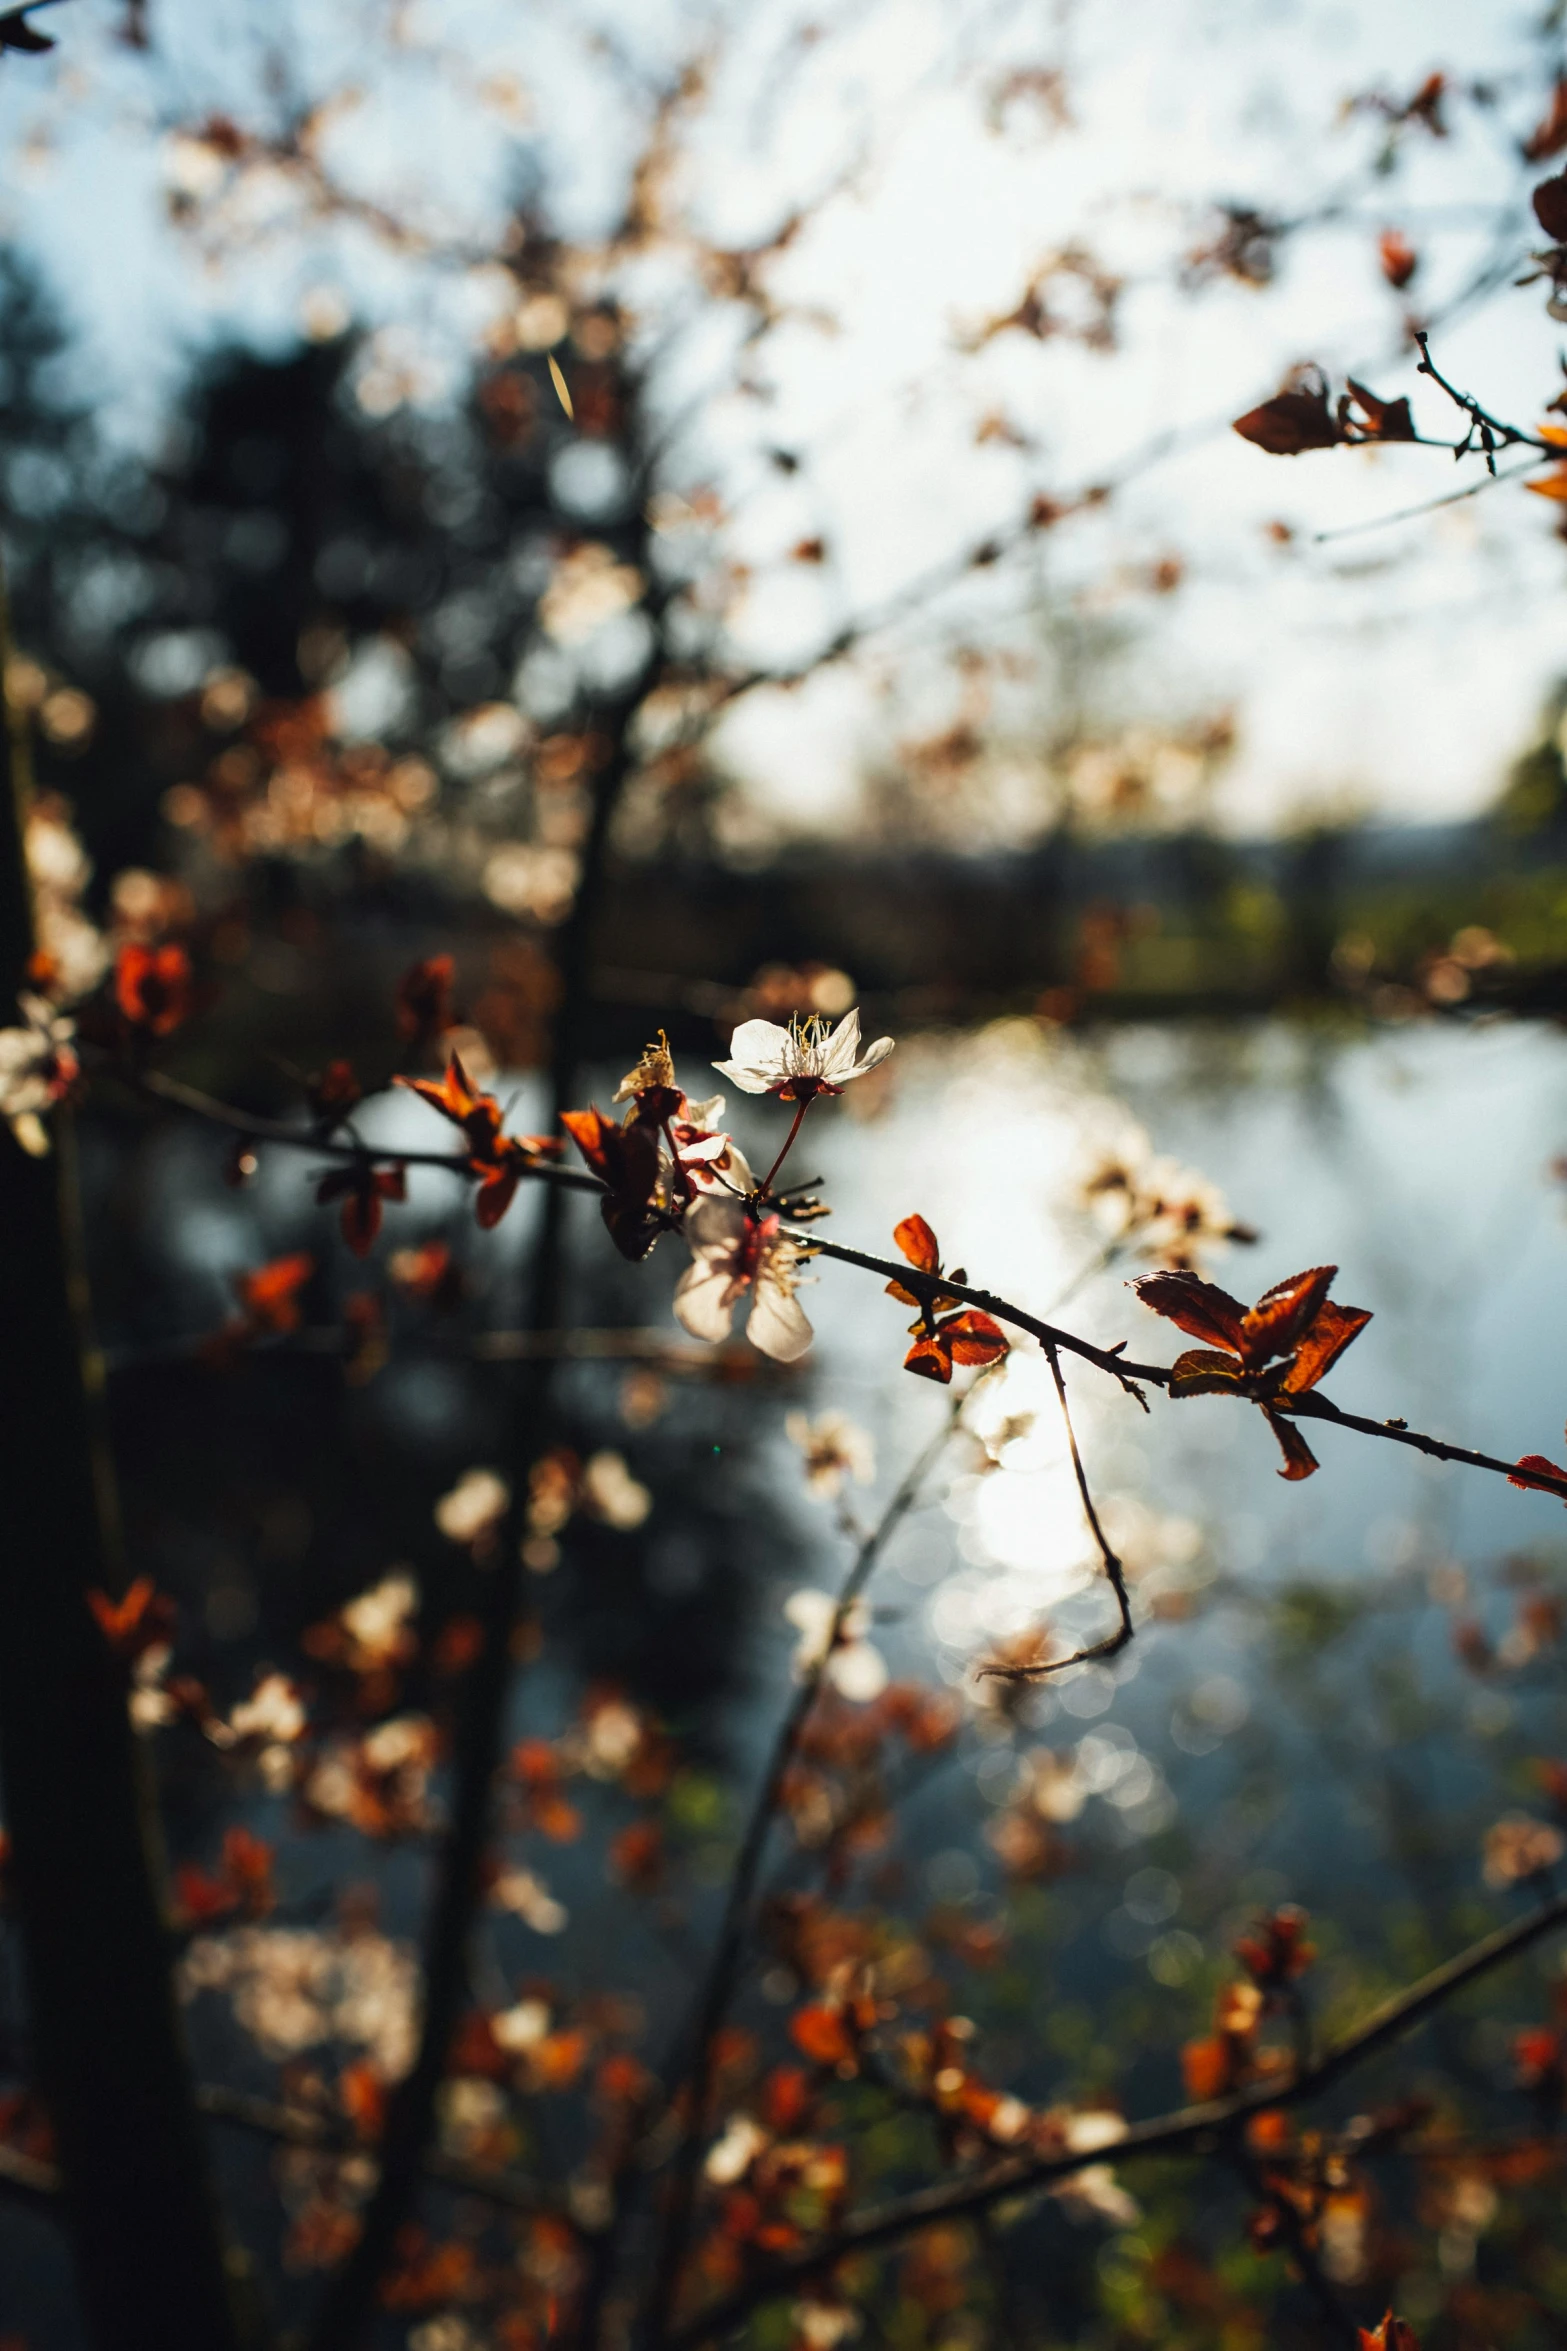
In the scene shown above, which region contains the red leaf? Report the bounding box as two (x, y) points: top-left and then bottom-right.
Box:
(115, 942), (192, 1036)
(1130, 1269), (1248, 1353)
(1510, 1453), (1567, 1499)
(903, 1335), (953, 1384)
(893, 1214), (941, 1273)
(235, 1253), (315, 1335)
(1238, 1265), (1336, 1366)
(473, 1154), (522, 1230)
(1359, 2316), (1421, 2351)
(1262, 1407), (1319, 1482)
(1181, 2035), (1234, 2101)
(790, 2003), (856, 2069)
(397, 1053), (504, 1158)
(1279, 1297), (1371, 1392)
(939, 1308), (1008, 1366)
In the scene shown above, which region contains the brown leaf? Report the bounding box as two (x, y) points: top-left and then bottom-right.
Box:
(893, 1214), (941, 1273)
(903, 1335), (954, 1384)
(1534, 172), (1567, 245)
(1377, 229), (1418, 289)
(1359, 2316), (1421, 2351)
(1233, 374), (1345, 456)
(1130, 1268), (1248, 1353)
(1344, 379), (1417, 443)
(1238, 1265), (1336, 1366)
(1279, 1297), (1372, 1393)
(1168, 1347), (1251, 1398)
(940, 1309), (1008, 1366)
(1527, 83), (1567, 166)
(1263, 1407), (1319, 1482)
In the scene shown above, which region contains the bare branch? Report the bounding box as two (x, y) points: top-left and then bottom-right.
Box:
(664, 1880), (1567, 2347)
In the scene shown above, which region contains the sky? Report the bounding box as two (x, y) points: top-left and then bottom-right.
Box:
(0, 0), (1564, 836)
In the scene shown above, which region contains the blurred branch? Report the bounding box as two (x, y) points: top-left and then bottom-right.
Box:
(637, 1387), (977, 2344)
(665, 1877), (1567, 2347)
(303, 420), (673, 2351)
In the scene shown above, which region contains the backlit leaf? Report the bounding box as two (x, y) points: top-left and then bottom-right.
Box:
(1130, 1269), (1248, 1353)
(1263, 1407), (1319, 1482)
(1168, 1347), (1250, 1398)
(1233, 375), (1345, 456)
(893, 1214), (941, 1273)
(1279, 1297), (1371, 1392)
(1238, 1265), (1336, 1365)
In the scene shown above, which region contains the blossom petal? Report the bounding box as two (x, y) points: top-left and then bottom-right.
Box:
(713, 1019), (791, 1092)
(684, 1192), (747, 1256)
(747, 1278), (814, 1363)
(673, 1256), (739, 1344)
(852, 1033), (895, 1076)
(816, 1007), (863, 1079)
(827, 1641), (889, 1702)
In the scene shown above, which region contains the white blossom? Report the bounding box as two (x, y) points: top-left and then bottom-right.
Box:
(580, 1450), (652, 1529)
(784, 1589), (888, 1702)
(786, 1410), (875, 1499)
(704, 2114), (770, 2184)
(713, 1008), (893, 1100)
(491, 1867), (569, 1935)
(434, 1467), (511, 1548)
(0, 994), (77, 1153)
(673, 1195), (813, 1362)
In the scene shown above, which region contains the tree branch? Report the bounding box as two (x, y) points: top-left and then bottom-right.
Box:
(636, 1389), (974, 2344)
(664, 1879), (1567, 2347)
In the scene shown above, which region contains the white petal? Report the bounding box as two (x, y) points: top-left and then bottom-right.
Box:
(684, 1193), (747, 1253)
(747, 1278), (814, 1362)
(713, 1020), (790, 1092)
(815, 1008), (862, 1079)
(674, 1256), (738, 1344)
(682, 1093), (725, 1127)
(827, 1642), (888, 1703)
(852, 1034), (895, 1077)
(711, 1058), (775, 1095)
(784, 1588), (835, 1644)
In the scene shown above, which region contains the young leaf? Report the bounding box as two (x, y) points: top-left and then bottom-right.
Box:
(1263, 1407), (1319, 1482)
(1233, 373), (1345, 455)
(1130, 1269), (1248, 1353)
(1168, 1347), (1250, 1398)
(892, 1214), (941, 1273)
(1239, 1265), (1337, 1365)
(1279, 1297), (1372, 1392)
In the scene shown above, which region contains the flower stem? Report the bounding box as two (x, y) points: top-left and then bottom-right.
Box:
(759, 1096), (812, 1200)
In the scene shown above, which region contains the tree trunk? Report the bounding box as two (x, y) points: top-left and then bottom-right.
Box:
(0, 591), (246, 2351)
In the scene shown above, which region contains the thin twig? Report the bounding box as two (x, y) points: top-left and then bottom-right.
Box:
(1228, 2140), (1359, 2346)
(102, 1054), (1567, 1514)
(980, 1342), (1133, 1682)
(636, 1389), (974, 2344)
(1312, 453), (1553, 542)
(792, 1230), (1567, 1500)
(663, 1878), (1567, 2348)
(117, 1066), (602, 1191)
